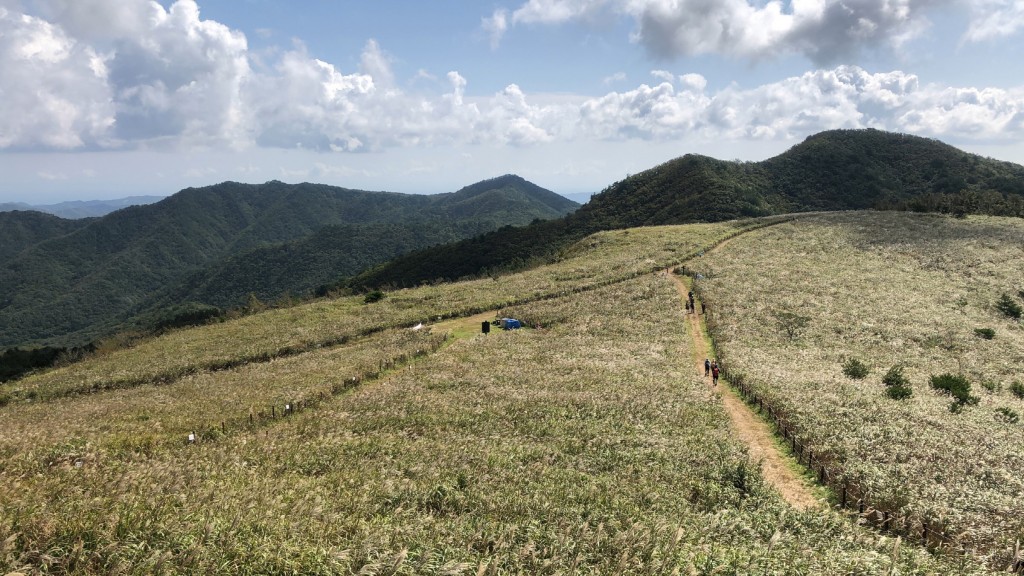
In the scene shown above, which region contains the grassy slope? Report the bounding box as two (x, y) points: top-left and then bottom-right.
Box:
(0, 270), (980, 574)
(1, 220), (757, 404)
(695, 212), (1024, 564)
(0, 214), (995, 569)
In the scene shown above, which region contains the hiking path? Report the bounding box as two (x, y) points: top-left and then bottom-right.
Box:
(668, 267), (822, 511)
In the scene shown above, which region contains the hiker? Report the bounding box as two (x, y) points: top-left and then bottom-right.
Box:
(704, 358), (711, 377)
(701, 301), (706, 314)
(711, 360), (720, 385)
(688, 291), (695, 310)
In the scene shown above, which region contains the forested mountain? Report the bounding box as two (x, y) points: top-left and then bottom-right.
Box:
(352, 129), (1024, 289)
(0, 211), (92, 265)
(0, 176), (577, 347)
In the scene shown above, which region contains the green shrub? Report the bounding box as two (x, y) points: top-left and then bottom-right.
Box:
(973, 327), (995, 340)
(886, 385), (913, 400)
(995, 293), (1022, 319)
(363, 290), (385, 304)
(774, 311), (810, 341)
(882, 366), (913, 400)
(981, 379), (1001, 394)
(995, 407), (1020, 424)
(882, 366), (909, 388)
(1010, 381), (1024, 399)
(930, 373), (980, 412)
(842, 358), (869, 379)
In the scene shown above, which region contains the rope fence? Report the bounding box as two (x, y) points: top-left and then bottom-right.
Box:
(683, 272), (1023, 573)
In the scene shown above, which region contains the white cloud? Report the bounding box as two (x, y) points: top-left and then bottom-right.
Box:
(650, 69), (675, 83)
(482, 8), (509, 49)
(1, 0), (1022, 163)
(574, 65), (1024, 143)
(0, 1), (249, 150)
(510, 0), (610, 25)
(487, 0), (968, 64)
(103, 0), (251, 147)
(679, 73), (707, 92)
(358, 39), (395, 89)
(248, 46), (376, 151)
(603, 71), (627, 84)
(0, 7), (113, 149)
(962, 0), (1024, 42)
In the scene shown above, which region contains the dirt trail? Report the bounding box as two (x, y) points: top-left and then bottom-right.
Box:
(668, 269), (821, 511)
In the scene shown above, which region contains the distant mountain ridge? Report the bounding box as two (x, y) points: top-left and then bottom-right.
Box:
(352, 129), (1024, 289)
(0, 176), (577, 347)
(0, 196), (166, 219)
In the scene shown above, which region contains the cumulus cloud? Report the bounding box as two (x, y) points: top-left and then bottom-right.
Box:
(0, 0), (248, 150)
(963, 0), (1024, 42)
(0, 7), (113, 149)
(487, 0), (1024, 64)
(1, 0), (1022, 159)
(104, 1), (250, 147)
(575, 65), (1024, 142)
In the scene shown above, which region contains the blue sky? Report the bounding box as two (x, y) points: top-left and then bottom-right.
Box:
(1, 0), (1023, 203)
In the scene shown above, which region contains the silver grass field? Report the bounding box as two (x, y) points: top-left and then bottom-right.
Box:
(0, 214), (1011, 574)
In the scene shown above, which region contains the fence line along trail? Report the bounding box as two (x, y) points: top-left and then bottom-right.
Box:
(669, 267), (822, 511)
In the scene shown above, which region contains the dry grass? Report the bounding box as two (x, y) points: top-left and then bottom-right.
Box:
(0, 214), (992, 574)
(696, 211), (1024, 564)
(2, 220), (761, 404)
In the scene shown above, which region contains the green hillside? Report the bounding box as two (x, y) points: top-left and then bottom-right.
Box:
(0, 176), (577, 348)
(2, 212), (1013, 574)
(0, 210), (91, 266)
(147, 220), (497, 310)
(353, 129), (1024, 289)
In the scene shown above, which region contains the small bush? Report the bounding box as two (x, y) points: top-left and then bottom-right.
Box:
(930, 373), (979, 412)
(882, 366), (913, 400)
(981, 379), (1001, 394)
(1010, 381), (1024, 399)
(995, 293), (1022, 319)
(886, 385), (913, 400)
(995, 407), (1020, 424)
(842, 358), (869, 379)
(973, 327), (995, 340)
(882, 366), (909, 388)
(363, 290), (385, 304)
(775, 311), (810, 341)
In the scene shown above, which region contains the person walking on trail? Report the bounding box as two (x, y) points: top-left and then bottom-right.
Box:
(704, 358), (711, 377)
(687, 291), (695, 309)
(701, 301), (706, 314)
(711, 360), (720, 385)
